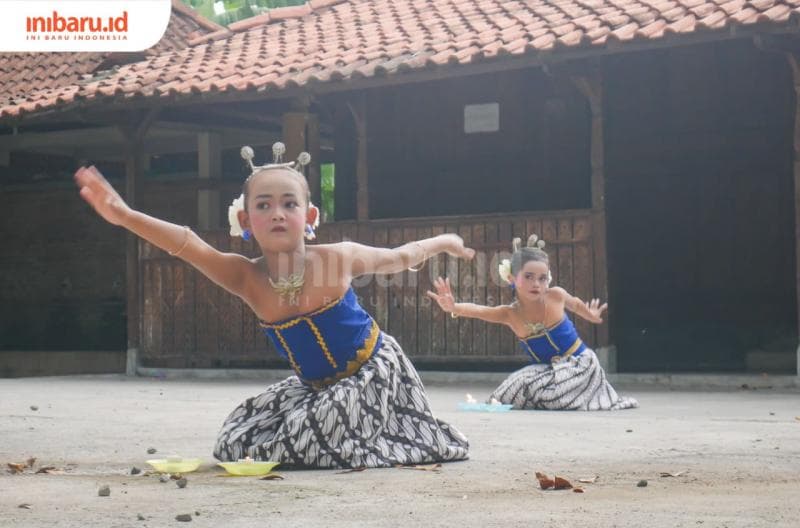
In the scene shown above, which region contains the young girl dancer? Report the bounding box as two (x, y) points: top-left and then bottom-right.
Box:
(427, 235), (637, 411)
(75, 142), (472, 468)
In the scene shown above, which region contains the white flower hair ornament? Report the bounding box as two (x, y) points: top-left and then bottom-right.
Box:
(228, 194), (246, 238)
(498, 259), (512, 285)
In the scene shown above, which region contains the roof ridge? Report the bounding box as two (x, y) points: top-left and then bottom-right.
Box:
(188, 0), (349, 46)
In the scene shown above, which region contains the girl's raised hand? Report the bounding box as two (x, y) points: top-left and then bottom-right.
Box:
(440, 234), (476, 260)
(585, 298), (608, 324)
(74, 166), (131, 226)
(426, 277), (457, 314)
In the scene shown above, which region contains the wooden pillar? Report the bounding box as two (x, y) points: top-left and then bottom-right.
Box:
(785, 54), (800, 377)
(347, 94), (369, 221)
(573, 73), (612, 362)
(124, 140), (146, 375)
(120, 108), (159, 376)
(282, 106), (322, 206)
(197, 131), (222, 229)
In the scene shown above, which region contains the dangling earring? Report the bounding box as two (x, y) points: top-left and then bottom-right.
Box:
(304, 224), (316, 241)
(242, 229), (252, 241)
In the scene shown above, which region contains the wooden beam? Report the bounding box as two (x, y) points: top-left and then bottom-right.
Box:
(197, 131), (222, 229)
(0, 121), (280, 160)
(347, 94), (369, 221)
(0, 127), (126, 150)
(572, 72), (610, 352)
(785, 52), (800, 376)
(306, 113), (321, 206)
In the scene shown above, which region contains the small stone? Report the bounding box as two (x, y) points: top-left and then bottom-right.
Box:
(175, 513), (192, 522)
(636, 480), (648, 487)
(146, 447), (157, 454)
(98, 485), (111, 497)
(194, 511), (201, 516)
(626, 429), (633, 433)
(130, 467), (141, 475)
(137, 514), (145, 521)
(30, 405), (38, 411)
(176, 478), (187, 489)
(159, 475), (169, 483)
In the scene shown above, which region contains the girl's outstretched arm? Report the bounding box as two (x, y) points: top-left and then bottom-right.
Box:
(426, 277), (511, 325)
(75, 166), (251, 297)
(342, 234), (475, 276)
(552, 286), (608, 324)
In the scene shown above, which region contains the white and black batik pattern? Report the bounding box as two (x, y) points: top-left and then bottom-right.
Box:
(214, 334), (469, 468)
(490, 349), (639, 411)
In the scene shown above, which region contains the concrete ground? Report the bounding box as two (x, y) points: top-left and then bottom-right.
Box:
(1, 374), (799, 528)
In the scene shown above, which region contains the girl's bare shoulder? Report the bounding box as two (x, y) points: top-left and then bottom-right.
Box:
(547, 287), (569, 302)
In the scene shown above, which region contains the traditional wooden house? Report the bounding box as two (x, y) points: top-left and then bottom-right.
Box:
(1, 0), (798, 377)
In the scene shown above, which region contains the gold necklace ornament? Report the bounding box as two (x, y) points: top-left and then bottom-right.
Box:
(267, 259), (305, 305)
(268, 272), (305, 305)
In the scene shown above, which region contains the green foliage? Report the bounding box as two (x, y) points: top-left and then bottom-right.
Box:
(321, 163), (335, 222)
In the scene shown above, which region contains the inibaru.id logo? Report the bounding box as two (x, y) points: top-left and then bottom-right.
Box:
(26, 10), (128, 40)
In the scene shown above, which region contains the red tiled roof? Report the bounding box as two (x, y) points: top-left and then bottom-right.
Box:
(2, 0), (799, 120)
(0, 0), (223, 109)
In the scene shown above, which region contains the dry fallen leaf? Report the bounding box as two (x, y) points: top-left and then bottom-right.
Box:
(578, 475), (599, 484)
(18, 504), (32, 509)
(7, 463), (26, 474)
(536, 472), (573, 491)
(260, 473), (285, 480)
(553, 476), (573, 490)
(573, 487), (585, 493)
(535, 472), (555, 490)
(659, 470), (687, 478)
(396, 463), (442, 472)
(336, 467), (366, 474)
(26, 457), (36, 468)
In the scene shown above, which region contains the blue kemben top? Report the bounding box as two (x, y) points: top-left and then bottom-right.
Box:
(519, 315), (586, 365)
(259, 288), (382, 388)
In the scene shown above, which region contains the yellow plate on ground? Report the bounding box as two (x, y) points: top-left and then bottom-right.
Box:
(217, 461), (280, 476)
(146, 458), (203, 474)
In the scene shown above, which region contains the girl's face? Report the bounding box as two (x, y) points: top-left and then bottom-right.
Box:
(238, 169), (315, 251)
(513, 260), (550, 301)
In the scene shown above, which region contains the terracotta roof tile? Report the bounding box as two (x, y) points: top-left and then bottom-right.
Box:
(0, 0), (222, 109)
(4, 0), (800, 119)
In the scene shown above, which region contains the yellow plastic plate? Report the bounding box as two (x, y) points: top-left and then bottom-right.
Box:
(217, 461), (280, 476)
(146, 458), (203, 474)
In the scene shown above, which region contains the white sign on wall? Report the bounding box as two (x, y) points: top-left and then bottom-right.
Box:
(464, 103), (500, 134)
